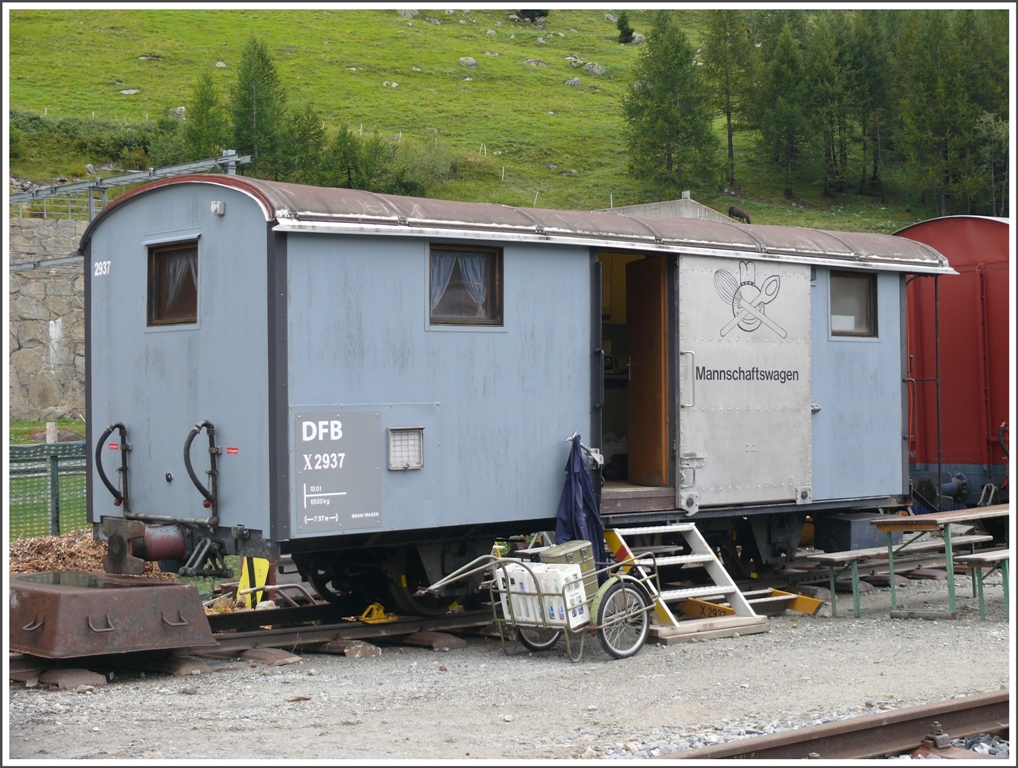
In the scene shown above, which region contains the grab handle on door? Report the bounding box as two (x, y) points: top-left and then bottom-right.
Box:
(679, 350), (695, 407)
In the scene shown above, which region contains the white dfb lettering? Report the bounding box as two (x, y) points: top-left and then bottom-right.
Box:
(318, 420), (329, 440)
(303, 421), (316, 441)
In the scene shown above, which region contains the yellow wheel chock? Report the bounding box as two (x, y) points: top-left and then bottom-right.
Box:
(358, 602), (399, 624)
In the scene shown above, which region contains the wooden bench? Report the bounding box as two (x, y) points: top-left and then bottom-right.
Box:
(807, 534), (994, 618)
(954, 550), (1010, 620)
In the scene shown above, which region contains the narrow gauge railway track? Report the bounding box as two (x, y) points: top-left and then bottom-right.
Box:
(207, 606), (495, 653)
(9, 608), (498, 679)
(662, 689), (1009, 760)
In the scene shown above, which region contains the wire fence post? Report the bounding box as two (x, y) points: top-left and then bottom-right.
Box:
(48, 448), (62, 535)
(10, 441), (88, 540)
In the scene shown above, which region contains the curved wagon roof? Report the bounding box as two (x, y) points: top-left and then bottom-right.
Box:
(81, 175), (953, 274)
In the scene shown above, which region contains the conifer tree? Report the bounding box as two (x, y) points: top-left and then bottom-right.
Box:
(617, 11), (634, 44)
(896, 11), (975, 215)
(231, 35), (287, 178)
(284, 104), (326, 185)
(325, 125), (366, 189)
(621, 11), (719, 191)
(850, 11), (889, 194)
(184, 68), (229, 162)
(760, 24), (806, 198)
(703, 10), (750, 186)
(804, 13), (849, 196)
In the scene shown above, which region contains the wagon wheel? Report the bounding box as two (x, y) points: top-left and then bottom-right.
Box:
(720, 520), (776, 581)
(386, 546), (458, 617)
(596, 580), (649, 660)
(516, 626), (562, 652)
(294, 558), (356, 609)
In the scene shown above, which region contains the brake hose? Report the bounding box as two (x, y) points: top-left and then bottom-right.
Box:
(183, 420), (218, 509)
(95, 422), (129, 510)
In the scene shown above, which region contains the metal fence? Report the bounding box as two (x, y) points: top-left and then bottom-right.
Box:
(9, 442), (89, 539)
(9, 192), (106, 222)
(9, 150), (250, 222)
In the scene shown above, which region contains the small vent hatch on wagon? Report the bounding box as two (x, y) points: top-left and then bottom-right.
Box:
(388, 428), (424, 470)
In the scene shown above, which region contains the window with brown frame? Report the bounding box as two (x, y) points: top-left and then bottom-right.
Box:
(429, 245), (503, 325)
(148, 242), (198, 326)
(830, 271), (877, 337)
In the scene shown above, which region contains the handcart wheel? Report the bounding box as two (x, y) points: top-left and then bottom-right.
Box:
(516, 626), (562, 652)
(596, 579), (650, 659)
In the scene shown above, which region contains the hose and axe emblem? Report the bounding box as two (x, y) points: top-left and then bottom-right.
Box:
(714, 260), (786, 338)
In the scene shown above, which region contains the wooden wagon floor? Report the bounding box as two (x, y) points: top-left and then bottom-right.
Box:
(601, 481), (676, 514)
(601, 481), (673, 496)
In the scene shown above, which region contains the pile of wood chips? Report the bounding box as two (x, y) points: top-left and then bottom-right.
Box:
(8, 529), (175, 580)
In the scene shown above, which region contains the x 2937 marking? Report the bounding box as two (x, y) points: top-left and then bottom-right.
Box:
(303, 452), (345, 471)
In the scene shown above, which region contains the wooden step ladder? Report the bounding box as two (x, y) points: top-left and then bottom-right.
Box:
(604, 523), (760, 634)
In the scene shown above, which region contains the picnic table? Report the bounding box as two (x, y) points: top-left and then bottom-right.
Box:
(872, 505), (1010, 619)
(806, 534), (992, 618)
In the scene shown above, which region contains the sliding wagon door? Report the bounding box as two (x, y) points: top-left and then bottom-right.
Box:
(676, 255), (812, 512)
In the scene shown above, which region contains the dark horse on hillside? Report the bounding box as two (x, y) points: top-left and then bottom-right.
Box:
(728, 206), (751, 224)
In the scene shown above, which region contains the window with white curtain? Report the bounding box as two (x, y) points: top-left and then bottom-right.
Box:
(148, 242), (198, 325)
(429, 246), (502, 325)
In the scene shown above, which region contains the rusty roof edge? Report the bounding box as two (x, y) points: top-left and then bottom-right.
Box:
(77, 176), (953, 274)
(831, 228), (952, 270)
(506, 205), (549, 236)
(272, 220), (955, 274)
(78, 175), (286, 251)
(606, 213), (668, 244)
(818, 230), (864, 259)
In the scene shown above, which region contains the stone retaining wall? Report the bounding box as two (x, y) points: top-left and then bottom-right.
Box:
(9, 218), (88, 421)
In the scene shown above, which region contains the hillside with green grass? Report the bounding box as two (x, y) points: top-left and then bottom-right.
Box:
(6, 8), (981, 232)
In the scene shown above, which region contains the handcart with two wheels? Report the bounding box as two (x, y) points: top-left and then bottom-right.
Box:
(418, 543), (660, 662)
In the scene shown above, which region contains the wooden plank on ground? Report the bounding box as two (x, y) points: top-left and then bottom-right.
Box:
(864, 574), (911, 588)
(651, 615), (770, 645)
(240, 648), (301, 666)
(318, 640), (381, 658)
(38, 669), (107, 689)
(901, 568), (947, 581)
(189, 648), (248, 659)
(398, 632), (467, 651)
(132, 656), (214, 677)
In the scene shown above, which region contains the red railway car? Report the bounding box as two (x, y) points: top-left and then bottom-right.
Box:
(895, 216), (1010, 517)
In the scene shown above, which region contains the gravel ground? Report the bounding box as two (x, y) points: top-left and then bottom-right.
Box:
(6, 571), (1012, 761)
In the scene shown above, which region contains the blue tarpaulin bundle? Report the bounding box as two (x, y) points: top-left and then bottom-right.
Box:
(554, 434), (606, 584)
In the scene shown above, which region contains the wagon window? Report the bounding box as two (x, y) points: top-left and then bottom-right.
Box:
(830, 271), (877, 337)
(429, 246), (502, 325)
(148, 242), (198, 326)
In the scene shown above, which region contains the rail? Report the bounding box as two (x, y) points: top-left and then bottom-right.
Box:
(207, 609), (494, 654)
(663, 689), (1008, 759)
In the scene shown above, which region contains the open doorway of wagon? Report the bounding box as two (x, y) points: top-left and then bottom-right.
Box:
(597, 252), (674, 514)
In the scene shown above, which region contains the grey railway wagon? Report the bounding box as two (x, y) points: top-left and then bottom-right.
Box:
(79, 175), (952, 610)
